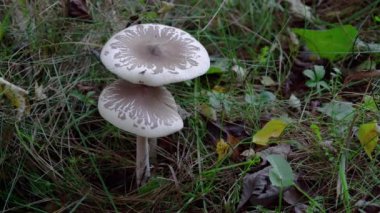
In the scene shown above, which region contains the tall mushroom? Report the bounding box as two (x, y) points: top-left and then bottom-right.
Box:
(98, 80), (183, 185)
(98, 23), (210, 185)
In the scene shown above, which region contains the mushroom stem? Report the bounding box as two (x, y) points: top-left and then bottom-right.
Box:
(149, 138), (157, 164)
(136, 136), (150, 186)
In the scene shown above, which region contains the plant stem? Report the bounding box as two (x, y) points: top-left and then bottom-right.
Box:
(136, 136), (150, 186)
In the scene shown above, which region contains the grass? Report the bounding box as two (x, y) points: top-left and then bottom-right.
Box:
(1, 0), (380, 212)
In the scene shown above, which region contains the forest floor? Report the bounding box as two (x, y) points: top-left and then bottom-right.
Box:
(1, 0), (380, 212)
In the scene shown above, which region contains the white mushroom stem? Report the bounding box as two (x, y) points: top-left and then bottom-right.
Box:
(136, 136), (150, 186)
(149, 138), (158, 164)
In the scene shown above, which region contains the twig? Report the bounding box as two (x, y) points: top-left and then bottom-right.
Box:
(344, 70), (380, 84)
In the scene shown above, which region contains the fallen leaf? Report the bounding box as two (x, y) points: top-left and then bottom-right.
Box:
(212, 85), (226, 93)
(260, 76), (276, 86)
(158, 1), (175, 14)
(231, 64), (246, 82)
(283, 187), (304, 205)
(238, 167), (279, 209)
(252, 119), (288, 146)
(293, 25), (358, 61)
(216, 139), (229, 160)
(67, 0), (92, 20)
(358, 121), (379, 159)
(0, 78), (29, 120)
(344, 70), (380, 84)
(199, 103), (217, 121)
(258, 144), (292, 161)
(288, 94), (301, 110)
(283, 0), (315, 21)
(356, 39), (380, 53)
(238, 144), (296, 210)
(241, 149), (255, 160)
(267, 154), (294, 188)
(317, 101), (355, 121)
(294, 203), (309, 213)
(176, 104), (191, 120)
(227, 134), (241, 161)
(34, 83), (47, 101)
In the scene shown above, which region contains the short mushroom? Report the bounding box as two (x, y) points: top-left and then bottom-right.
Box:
(100, 23), (210, 86)
(98, 80), (183, 186)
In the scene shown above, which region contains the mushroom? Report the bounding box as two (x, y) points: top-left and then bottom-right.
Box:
(100, 23), (210, 86)
(98, 80), (183, 186)
(98, 23), (210, 185)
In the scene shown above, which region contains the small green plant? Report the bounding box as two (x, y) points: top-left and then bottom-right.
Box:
(303, 65), (330, 94)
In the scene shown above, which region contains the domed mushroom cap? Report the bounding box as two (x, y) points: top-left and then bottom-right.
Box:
(100, 24), (210, 86)
(98, 80), (183, 138)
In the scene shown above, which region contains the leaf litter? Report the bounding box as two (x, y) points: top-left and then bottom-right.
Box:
(238, 144), (310, 211)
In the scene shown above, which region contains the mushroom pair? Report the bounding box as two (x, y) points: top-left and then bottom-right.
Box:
(98, 24), (210, 186)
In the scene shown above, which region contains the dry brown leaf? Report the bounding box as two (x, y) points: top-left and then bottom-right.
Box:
(67, 0), (92, 20)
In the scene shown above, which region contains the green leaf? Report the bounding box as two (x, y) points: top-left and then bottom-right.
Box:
(303, 69), (316, 81)
(317, 101), (355, 121)
(305, 81), (317, 88)
(293, 25), (358, 61)
(374, 15), (380, 23)
(267, 154), (294, 188)
(314, 65), (326, 80)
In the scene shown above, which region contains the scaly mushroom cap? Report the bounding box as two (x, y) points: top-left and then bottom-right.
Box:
(98, 80), (183, 138)
(100, 24), (210, 86)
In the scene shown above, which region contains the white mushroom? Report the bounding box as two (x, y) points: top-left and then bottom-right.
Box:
(98, 80), (183, 185)
(100, 24), (210, 86)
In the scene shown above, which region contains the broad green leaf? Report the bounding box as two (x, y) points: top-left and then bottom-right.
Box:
(305, 81), (317, 88)
(317, 101), (355, 121)
(293, 25), (358, 60)
(252, 119), (288, 146)
(267, 154), (294, 188)
(314, 65), (325, 80)
(358, 121), (379, 159)
(303, 69), (316, 81)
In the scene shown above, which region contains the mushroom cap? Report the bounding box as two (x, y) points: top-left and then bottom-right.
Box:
(98, 80), (183, 138)
(100, 24), (210, 86)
